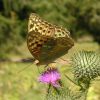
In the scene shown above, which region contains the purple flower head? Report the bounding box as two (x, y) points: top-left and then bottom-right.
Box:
(39, 68), (61, 87)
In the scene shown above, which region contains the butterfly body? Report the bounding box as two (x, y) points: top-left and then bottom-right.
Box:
(27, 13), (74, 65)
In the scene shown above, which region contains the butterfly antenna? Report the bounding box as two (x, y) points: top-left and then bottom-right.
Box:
(16, 58), (37, 74)
(37, 66), (41, 74)
(17, 62), (34, 74)
(17, 59), (41, 74)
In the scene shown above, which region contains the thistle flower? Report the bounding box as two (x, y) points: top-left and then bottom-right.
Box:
(39, 68), (61, 87)
(72, 51), (100, 85)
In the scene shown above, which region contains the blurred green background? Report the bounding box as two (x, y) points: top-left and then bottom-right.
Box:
(0, 0), (100, 100)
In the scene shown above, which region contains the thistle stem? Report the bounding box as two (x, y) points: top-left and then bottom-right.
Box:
(46, 84), (51, 99)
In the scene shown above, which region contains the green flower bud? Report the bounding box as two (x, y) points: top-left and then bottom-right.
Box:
(72, 51), (100, 84)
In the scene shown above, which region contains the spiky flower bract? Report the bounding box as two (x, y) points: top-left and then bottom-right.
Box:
(72, 51), (100, 87)
(39, 68), (61, 87)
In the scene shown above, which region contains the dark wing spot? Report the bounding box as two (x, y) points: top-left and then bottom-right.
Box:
(62, 31), (65, 34)
(39, 27), (42, 30)
(57, 29), (61, 32)
(35, 27), (38, 31)
(48, 31), (50, 33)
(30, 24), (34, 29)
(37, 44), (42, 47)
(43, 30), (46, 32)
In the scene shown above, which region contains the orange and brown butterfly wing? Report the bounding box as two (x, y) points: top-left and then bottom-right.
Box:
(27, 13), (55, 63)
(27, 13), (74, 65)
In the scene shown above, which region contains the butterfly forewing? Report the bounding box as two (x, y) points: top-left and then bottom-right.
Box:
(27, 13), (74, 65)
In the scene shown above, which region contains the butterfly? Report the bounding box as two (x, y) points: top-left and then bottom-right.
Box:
(27, 13), (74, 66)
